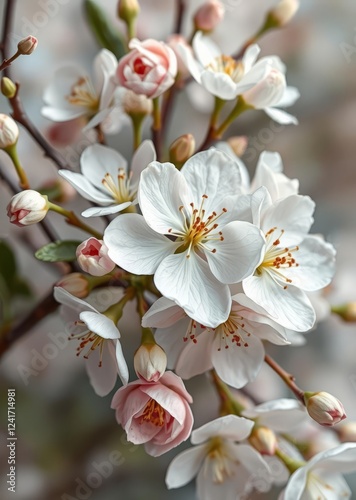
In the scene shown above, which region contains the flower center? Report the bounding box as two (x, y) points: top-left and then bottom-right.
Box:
(204, 437), (237, 484)
(257, 227), (299, 289)
(101, 169), (135, 204)
(139, 399), (165, 427)
(67, 77), (99, 111)
(207, 55), (245, 82)
(169, 194), (227, 257)
(213, 306), (252, 351)
(307, 472), (339, 498)
(70, 325), (106, 367)
(133, 57), (152, 77)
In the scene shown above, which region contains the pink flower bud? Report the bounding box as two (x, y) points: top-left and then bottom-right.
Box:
(0, 113), (19, 149)
(270, 0), (299, 27)
(56, 273), (90, 298)
(76, 238), (115, 277)
(7, 190), (48, 226)
(304, 391), (347, 427)
(111, 371), (193, 456)
(134, 342), (167, 382)
(249, 426), (277, 455)
(122, 89), (153, 116)
(243, 68), (286, 109)
(193, 0), (225, 32)
(116, 38), (177, 99)
(17, 36), (38, 55)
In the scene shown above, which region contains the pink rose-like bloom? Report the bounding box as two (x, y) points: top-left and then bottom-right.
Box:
(76, 238), (115, 277)
(116, 38), (177, 99)
(111, 371), (193, 457)
(7, 190), (48, 226)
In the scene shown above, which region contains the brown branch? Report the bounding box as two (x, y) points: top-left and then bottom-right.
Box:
(0, 0), (16, 78)
(264, 354), (305, 403)
(174, 0), (185, 34)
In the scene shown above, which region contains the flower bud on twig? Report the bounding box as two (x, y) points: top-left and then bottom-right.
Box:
(269, 0), (299, 27)
(169, 134), (195, 168)
(56, 273), (90, 299)
(249, 426), (278, 455)
(193, 0), (225, 33)
(0, 113), (19, 149)
(304, 391), (346, 427)
(134, 342), (167, 382)
(1, 77), (17, 99)
(7, 190), (49, 227)
(17, 36), (38, 55)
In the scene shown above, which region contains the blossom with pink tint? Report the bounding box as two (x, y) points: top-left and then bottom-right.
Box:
(46, 117), (86, 148)
(7, 190), (49, 226)
(134, 342), (167, 382)
(111, 371), (193, 456)
(193, 0), (225, 32)
(76, 238), (115, 277)
(56, 273), (90, 298)
(304, 391), (346, 427)
(116, 38), (177, 99)
(17, 35), (38, 55)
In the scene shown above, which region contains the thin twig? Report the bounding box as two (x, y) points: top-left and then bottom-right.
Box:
(264, 354), (305, 403)
(174, 0), (185, 34)
(0, 0), (16, 78)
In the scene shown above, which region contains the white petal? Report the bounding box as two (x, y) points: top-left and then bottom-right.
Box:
(175, 329), (214, 379)
(191, 414), (254, 445)
(211, 330), (264, 388)
(43, 65), (87, 108)
(196, 464), (250, 500)
(79, 311), (120, 339)
(283, 236), (336, 291)
(265, 107), (298, 125)
(83, 107), (112, 132)
(177, 42), (203, 83)
(200, 70), (240, 100)
(205, 221), (264, 283)
(242, 399), (306, 432)
(54, 286), (98, 313)
(283, 467), (308, 500)
(81, 202), (132, 218)
(42, 106), (85, 122)
(93, 49), (118, 96)
(155, 321), (192, 369)
(232, 443), (271, 479)
(58, 170), (113, 204)
(85, 341), (118, 396)
(166, 445), (206, 489)
(81, 144), (128, 188)
(309, 443), (356, 475)
(142, 297), (186, 328)
(130, 140), (156, 185)
(115, 339), (129, 385)
(213, 142), (250, 190)
(154, 251), (231, 328)
(104, 213), (179, 274)
(192, 31), (221, 67)
(139, 162), (189, 234)
(278, 86), (300, 108)
(243, 273), (316, 331)
(242, 44), (261, 72)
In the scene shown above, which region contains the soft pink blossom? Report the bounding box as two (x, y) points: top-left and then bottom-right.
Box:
(116, 38), (177, 99)
(76, 238), (115, 276)
(111, 371), (193, 456)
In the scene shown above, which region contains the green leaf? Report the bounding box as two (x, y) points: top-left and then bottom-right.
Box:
(11, 277), (32, 297)
(0, 240), (17, 288)
(85, 0), (126, 59)
(35, 241), (81, 263)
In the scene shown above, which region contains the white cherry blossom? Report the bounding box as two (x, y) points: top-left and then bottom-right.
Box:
(42, 49), (122, 134)
(142, 293), (289, 389)
(166, 415), (271, 500)
(59, 140), (156, 217)
(242, 187), (336, 332)
(280, 443), (356, 500)
(54, 286), (129, 395)
(179, 31), (272, 100)
(104, 149), (265, 328)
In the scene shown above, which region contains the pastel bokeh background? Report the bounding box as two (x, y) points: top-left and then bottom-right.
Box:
(1, 0), (356, 498)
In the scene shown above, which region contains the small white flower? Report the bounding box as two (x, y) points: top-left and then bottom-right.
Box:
(179, 32), (272, 100)
(54, 286), (129, 395)
(143, 293), (289, 389)
(105, 149), (265, 328)
(166, 415), (271, 500)
(242, 187), (336, 331)
(280, 443), (356, 500)
(42, 49), (122, 134)
(59, 140), (156, 217)
(76, 238), (116, 276)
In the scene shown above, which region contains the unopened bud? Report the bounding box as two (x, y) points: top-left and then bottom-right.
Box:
(56, 273), (90, 299)
(336, 422), (356, 443)
(227, 136), (248, 157)
(118, 0), (140, 23)
(122, 89), (153, 117)
(304, 391), (346, 427)
(332, 303), (356, 322)
(17, 36), (38, 55)
(269, 0), (299, 27)
(76, 238), (115, 277)
(167, 35), (191, 79)
(1, 77), (16, 99)
(7, 190), (49, 226)
(0, 114), (19, 149)
(169, 134), (195, 168)
(38, 178), (77, 204)
(249, 426), (277, 455)
(193, 0), (225, 33)
(134, 342), (167, 382)
(243, 68), (286, 109)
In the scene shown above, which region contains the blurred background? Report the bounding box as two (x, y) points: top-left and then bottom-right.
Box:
(1, 0), (356, 498)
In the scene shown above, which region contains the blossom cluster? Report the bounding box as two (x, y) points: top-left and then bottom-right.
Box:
(2, 0), (356, 499)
